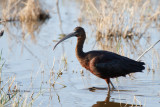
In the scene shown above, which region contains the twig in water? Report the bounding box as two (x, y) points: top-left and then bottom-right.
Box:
(136, 39), (160, 61)
(0, 29), (4, 37)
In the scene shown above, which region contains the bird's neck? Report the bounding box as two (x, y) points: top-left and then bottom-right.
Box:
(76, 37), (85, 59)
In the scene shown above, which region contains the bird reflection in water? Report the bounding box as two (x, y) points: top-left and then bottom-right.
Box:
(92, 91), (142, 107)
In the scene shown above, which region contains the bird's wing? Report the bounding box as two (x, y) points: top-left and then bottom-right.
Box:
(96, 60), (122, 71)
(89, 53), (144, 78)
(92, 55), (134, 78)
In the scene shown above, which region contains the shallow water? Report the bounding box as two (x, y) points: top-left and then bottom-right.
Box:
(0, 0), (160, 107)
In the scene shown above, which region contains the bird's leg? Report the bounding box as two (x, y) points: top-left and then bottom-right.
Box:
(110, 80), (115, 89)
(105, 90), (111, 102)
(105, 78), (111, 91)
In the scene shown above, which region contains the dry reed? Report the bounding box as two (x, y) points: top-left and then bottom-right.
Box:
(81, 0), (160, 38)
(1, 0), (50, 22)
(19, 0), (50, 22)
(79, 0), (160, 62)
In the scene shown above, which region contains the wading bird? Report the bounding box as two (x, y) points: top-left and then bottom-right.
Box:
(53, 27), (145, 91)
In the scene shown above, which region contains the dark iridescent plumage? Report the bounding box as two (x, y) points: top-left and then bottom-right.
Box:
(53, 27), (145, 91)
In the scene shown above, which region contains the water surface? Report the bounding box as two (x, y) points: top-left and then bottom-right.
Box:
(0, 0), (160, 107)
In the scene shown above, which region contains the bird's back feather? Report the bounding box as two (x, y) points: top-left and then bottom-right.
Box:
(86, 50), (145, 78)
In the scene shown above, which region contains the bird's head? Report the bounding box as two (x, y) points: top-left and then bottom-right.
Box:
(73, 27), (85, 37)
(53, 26), (85, 50)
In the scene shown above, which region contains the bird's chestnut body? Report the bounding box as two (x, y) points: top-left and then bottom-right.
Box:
(53, 27), (145, 91)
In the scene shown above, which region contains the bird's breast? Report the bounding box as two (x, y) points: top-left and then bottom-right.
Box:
(78, 57), (90, 71)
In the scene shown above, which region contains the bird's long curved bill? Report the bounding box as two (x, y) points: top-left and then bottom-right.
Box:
(53, 32), (76, 50)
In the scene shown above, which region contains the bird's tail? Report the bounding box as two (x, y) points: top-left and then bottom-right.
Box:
(130, 61), (145, 73)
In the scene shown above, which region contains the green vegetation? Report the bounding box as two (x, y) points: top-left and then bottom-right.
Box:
(0, 51), (17, 106)
(0, 51), (44, 106)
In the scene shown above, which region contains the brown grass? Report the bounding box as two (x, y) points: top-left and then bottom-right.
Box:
(80, 0), (160, 41)
(2, 0), (50, 22)
(79, 0), (160, 56)
(19, 0), (50, 22)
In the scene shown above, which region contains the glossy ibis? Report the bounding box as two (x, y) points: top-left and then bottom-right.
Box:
(53, 27), (145, 91)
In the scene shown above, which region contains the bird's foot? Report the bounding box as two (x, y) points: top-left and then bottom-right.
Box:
(108, 87), (115, 92)
(111, 86), (116, 90)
